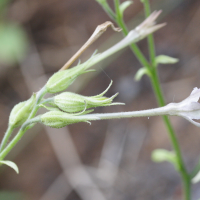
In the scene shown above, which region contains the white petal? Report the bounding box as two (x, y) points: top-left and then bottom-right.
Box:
(180, 88), (200, 104)
(189, 88), (200, 102)
(191, 87), (199, 95)
(182, 116), (200, 127)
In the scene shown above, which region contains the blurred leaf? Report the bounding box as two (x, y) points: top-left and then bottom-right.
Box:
(151, 149), (179, 170)
(0, 191), (24, 200)
(119, 1), (133, 17)
(0, 23), (28, 65)
(155, 55), (179, 65)
(134, 67), (150, 81)
(0, 160), (19, 173)
(0, 0), (11, 11)
(192, 171), (200, 184)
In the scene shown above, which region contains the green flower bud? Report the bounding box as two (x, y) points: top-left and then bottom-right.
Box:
(46, 61), (93, 93)
(9, 94), (36, 127)
(40, 111), (99, 128)
(53, 81), (124, 113)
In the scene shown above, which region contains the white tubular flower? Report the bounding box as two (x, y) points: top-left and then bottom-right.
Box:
(165, 88), (200, 127)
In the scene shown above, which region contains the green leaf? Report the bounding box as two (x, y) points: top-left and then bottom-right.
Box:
(151, 149), (178, 170)
(119, 1), (133, 17)
(0, 160), (19, 174)
(155, 55), (179, 65)
(134, 68), (150, 81)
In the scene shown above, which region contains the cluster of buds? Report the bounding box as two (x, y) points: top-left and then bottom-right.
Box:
(41, 81), (123, 128)
(52, 81), (123, 113)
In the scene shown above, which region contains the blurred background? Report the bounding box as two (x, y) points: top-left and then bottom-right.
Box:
(0, 0), (200, 199)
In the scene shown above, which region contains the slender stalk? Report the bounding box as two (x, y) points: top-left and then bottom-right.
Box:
(28, 86), (47, 119)
(114, 0), (151, 69)
(85, 105), (172, 119)
(142, 1), (191, 199)
(142, 0), (156, 64)
(60, 21), (121, 71)
(0, 125), (15, 152)
(99, 0), (191, 199)
(0, 117), (41, 161)
(0, 86), (47, 161)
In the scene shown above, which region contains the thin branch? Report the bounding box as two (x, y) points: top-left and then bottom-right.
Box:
(60, 21), (121, 71)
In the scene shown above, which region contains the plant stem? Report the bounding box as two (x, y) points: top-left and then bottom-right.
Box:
(28, 86), (47, 119)
(142, 0), (156, 64)
(103, 0), (191, 199)
(114, 0), (151, 69)
(142, 1), (190, 199)
(0, 86), (47, 161)
(0, 125), (15, 152)
(0, 117), (41, 161)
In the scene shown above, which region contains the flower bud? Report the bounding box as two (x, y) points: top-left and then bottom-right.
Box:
(40, 111), (99, 128)
(46, 61), (92, 93)
(9, 94), (36, 127)
(53, 81), (124, 113)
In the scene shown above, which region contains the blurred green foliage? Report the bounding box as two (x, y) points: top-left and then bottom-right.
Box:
(0, 23), (28, 65)
(0, 0), (28, 66)
(0, 191), (24, 200)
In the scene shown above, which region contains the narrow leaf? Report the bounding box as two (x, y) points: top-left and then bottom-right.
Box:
(155, 55), (179, 65)
(119, 1), (133, 17)
(0, 160), (19, 174)
(134, 68), (150, 81)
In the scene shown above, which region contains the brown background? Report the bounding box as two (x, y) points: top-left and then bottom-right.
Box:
(0, 0), (200, 199)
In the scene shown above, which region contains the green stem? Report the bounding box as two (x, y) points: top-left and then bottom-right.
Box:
(0, 86), (47, 161)
(28, 86), (47, 119)
(114, 0), (151, 69)
(0, 116), (41, 161)
(151, 71), (190, 200)
(103, 0), (191, 199)
(142, 0), (156, 64)
(142, 1), (190, 199)
(0, 125), (15, 152)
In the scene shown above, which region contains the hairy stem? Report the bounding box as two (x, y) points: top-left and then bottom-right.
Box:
(0, 116), (41, 161)
(0, 86), (47, 160)
(0, 125), (15, 153)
